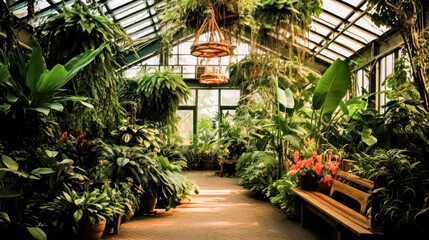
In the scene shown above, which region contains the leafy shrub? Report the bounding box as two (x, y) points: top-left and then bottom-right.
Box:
(266, 173), (298, 217)
(371, 149), (429, 237)
(236, 151), (278, 198)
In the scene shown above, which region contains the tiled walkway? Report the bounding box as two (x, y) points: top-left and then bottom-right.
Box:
(106, 171), (331, 240)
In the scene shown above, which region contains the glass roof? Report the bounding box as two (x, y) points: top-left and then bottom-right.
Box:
(9, 0), (389, 65)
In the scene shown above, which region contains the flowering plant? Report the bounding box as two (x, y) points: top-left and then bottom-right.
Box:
(289, 151), (339, 184)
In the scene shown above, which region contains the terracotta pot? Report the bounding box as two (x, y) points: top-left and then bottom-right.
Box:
(318, 181), (332, 194)
(140, 196), (157, 213)
(103, 215), (122, 235)
(300, 172), (319, 191)
(122, 208), (135, 223)
(78, 220), (106, 240)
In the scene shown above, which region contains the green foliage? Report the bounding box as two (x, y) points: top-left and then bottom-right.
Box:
(349, 152), (378, 180)
(56, 133), (103, 170)
(266, 173), (298, 217)
(40, 185), (123, 230)
(38, 1), (131, 136)
(368, 0), (421, 28)
(236, 151), (278, 198)
(122, 70), (190, 134)
(98, 144), (146, 185)
(111, 121), (164, 152)
(371, 149), (429, 235)
(312, 59), (351, 114)
(0, 42), (100, 149)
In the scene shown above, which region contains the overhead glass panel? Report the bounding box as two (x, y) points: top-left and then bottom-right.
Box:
(327, 43), (354, 57)
(316, 12), (341, 26)
(336, 35), (364, 50)
(108, 0), (135, 10)
(311, 22), (331, 36)
(322, 0), (352, 19)
(320, 49), (344, 60)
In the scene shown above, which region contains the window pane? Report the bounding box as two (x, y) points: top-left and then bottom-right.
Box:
(198, 90), (219, 120)
(177, 110), (194, 144)
(221, 90), (240, 105)
(181, 90), (196, 106)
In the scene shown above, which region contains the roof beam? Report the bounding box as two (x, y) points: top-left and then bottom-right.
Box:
(321, 9), (379, 38)
(309, 1), (370, 62)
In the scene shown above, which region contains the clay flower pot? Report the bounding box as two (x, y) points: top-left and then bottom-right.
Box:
(78, 220), (106, 240)
(122, 207), (135, 223)
(140, 196), (157, 213)
(318, 180), (332, 194)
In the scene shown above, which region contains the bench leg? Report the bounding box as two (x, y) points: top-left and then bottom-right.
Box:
(336, 230), (342, 240)
(301, 202), (310, 228)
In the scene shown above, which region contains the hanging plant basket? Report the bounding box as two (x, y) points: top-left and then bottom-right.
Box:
(191, 42), (230, 58)
(190, 6), (231, 58)
(199, 73), (228, 85)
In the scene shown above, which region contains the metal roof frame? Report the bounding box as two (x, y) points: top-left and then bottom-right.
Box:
(9, 0), (389, 66)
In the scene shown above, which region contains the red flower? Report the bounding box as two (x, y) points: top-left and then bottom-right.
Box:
(312, 162), (323, 175)
(324, 174), (332, 183)
(294, 151), (300, 163)
(190, 141), (193, 145)
(126, 117), (131, 123)
(316, 155), (322, 163)
(313, 151), (318, 158)
(61, 131), (68, 142)
(306, 158), (314, 167)
(289, 171), (296, 176)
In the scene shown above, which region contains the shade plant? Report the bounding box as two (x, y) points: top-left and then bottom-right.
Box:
(236, 151), (278, 198)
(371, 149), (429, 238)
(0, 42), (101, 149)
(37, 1), (131, 136)
(40, 185), (123, 235)
(121, 70), (191, 135)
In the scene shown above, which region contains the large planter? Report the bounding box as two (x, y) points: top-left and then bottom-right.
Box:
(122, 208), (135, 223)
(103, 215), (122, 235)
(78, 220), (106, 240)
(300, 172), (319, 191)
(140, 196), (157, 213)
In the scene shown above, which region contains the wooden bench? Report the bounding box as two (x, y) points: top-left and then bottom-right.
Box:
(292, 171), (382, 240)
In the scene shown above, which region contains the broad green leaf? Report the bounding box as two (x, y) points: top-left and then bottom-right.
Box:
(26, 43), (47, 92)
(0, 211), (10, 222)
(361, 126), (377, 146)
(0, 64), (10, 84)
(0, 104), (11, 113)
(31, 168), (55, 175)
(284, 88), (294, 109)
(79, 101), (94, 108)
(2, 155), (18, 170)
(123, 133), (132, 143)
(46, 150), (58, 158)
(0, 168), (39, 180)
(0, 185), (23, 198)
(29, 107), (50, 116)
(339, 100), (349, 115)
(36, 64), (68, 94)
(27, 227), (47, 240)
(64, 46), (104, 82)
(6, 93), (18, 103)
(62, 192), (72, 202)
(73, 209), (83, 223)
(40, 103), (64, 112)
(117, 157), (130, 167)
(312, 59), (351, 114)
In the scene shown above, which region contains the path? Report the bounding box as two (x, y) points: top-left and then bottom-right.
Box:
(106, 171), (331, 240)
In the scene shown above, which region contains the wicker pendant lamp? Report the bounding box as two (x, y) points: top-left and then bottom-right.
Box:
(191, 5), (230, 85)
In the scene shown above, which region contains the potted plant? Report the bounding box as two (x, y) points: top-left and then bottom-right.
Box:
(119, 182), (142, 222)
(289, 151), (322, 190)
(40, 185), (123, 240)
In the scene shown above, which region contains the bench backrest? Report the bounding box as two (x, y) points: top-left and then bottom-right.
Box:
(330, 171), (374, 214)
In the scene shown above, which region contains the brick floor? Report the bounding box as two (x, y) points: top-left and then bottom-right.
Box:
(105, 171), (331, 240)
